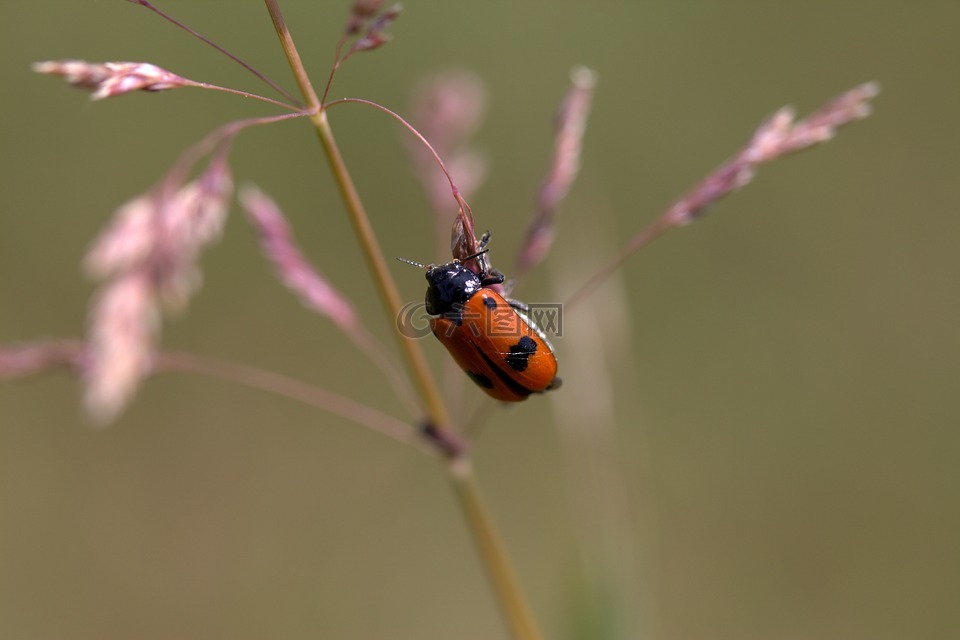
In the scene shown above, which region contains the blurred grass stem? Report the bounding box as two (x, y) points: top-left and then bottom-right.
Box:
(450, 460), (545, 640)
(565, 214), (673, 310)
(154, 350), (418, 447)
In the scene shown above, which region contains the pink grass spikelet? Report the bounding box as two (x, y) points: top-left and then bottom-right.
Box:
(778, 82), (880, 155)
(743, 107), (797, 164)
(517, 66), (596, 277)
(351, 4), (401, 53)
(84, 194), (159, 279)
(240, 186), (357, 331)
(408, 71), (488, 223)
(566, 82), (878, 308)
(666, 82), (880, 227)
(84, 271), (158, 425)
(240, 186), (419, 412)
(411, 72), (486, 152)
(345, 0), (387, 34)
(181, 157), (234, 252)
(341, 2), (401, 56)
(538, 66), (596, 216)
(85, 159), (233, 311)
(81, 159), (233, 422)
(33, 60), (190, 100)
(155, 160), (234, 310)
(352, 32), (390, 54)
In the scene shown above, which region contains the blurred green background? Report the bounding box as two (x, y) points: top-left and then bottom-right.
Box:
(2, 1), (958, 639)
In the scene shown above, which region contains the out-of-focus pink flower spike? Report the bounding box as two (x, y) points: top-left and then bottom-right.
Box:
(33, 60), (192, 100)
(85, 157), (233, 313)
(240, 186), (357, 331)
(344, 0), (387, 34)
(776, 82), (880, 157)
(84, 271), (159, 426)
(84, 194), (159, 279)
(666, 82), (881, 227)
(80, 157), (234, 425)
(349, 3), (402, 54)
(155, 158), (234, 312)
(515, 66), (596, 280)
(407, 71), (488, 261)
(240, 185), (420, 412)
(565, 82), (879, 309)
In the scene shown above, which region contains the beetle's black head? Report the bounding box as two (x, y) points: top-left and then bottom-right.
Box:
(424, 262), (482, 316)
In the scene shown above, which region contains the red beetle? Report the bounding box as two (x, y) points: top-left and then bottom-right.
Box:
(401, 243), (560, 402)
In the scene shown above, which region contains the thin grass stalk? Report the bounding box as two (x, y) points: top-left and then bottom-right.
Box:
(310, 111), (455, 432)
(449, 460), (545, 640)
(262, 4), (544, 638)
(262, 0), (452, 432)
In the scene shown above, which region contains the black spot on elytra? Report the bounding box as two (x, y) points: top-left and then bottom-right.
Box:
(505, 336), (537, 372)
(466, 370), (494, 389)
(483, 295), (498, 309)
(474, 347), (535, 398)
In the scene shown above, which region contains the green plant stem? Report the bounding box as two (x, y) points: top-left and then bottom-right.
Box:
(263, 0), (321, 109)
(310, 111), (454, 432)
(449, 460), (544, 640)
(263, 5), (544, 639)
(262, 0), (451, 431)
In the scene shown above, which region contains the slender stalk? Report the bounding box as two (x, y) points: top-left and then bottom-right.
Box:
(319, 37), (350, 107)
(564, 213), (673, 310)
(153, 351), (420, 448)
(0, 340), (420, 449)
(564, 82), (878, 310)
(160, 111), (307, 196)
(449, 460), (544, 640)
(263, 0), (452, 433)
(325, 98), (460, 200)
(187, 81), (300, 111)
(263, 0), (321, 110)
(128, 0), (302, 106)
(262, 6), (545, 640)
(310, 111), (454, 432)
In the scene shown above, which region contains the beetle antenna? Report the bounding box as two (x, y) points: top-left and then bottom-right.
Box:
(396, 256), (427, 269)
(459, 248), (490, 263)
